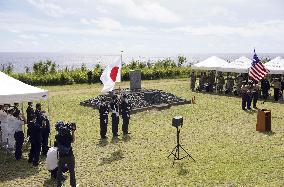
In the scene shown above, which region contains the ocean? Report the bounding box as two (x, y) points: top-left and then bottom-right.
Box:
(0, 52), (283, 73)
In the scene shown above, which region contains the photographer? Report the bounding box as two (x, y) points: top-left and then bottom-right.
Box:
(46, 141), (68, 180)
(55, 122), (77, 187)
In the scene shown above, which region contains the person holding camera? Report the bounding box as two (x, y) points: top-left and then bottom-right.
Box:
(56, 122), (77, 187)
(99, 98), (109, 139)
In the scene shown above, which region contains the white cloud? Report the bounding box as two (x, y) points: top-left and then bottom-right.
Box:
(18, 34), (38, 40)
(26, 0), (76, 17)
(161, 20), (284, 39)
(101, 0), (181, 23)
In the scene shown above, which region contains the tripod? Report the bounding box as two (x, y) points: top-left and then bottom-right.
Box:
(168, 126), (195, 164)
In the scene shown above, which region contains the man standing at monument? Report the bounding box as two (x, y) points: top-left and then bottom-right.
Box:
(120, 95), (131, 135)
(99, 98), (109, 139)
(110, 95), (119, 137)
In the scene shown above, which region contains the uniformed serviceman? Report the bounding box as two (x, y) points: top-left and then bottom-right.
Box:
(99, 98), (109, 139)
(217, 73), (225, 94)
(35, 103), (43, 125)
(120, 95), (131, 135)
(41, 113), (50, 156)
(252, 82), (260, 109)
(110, 95), (119, 137)
(28, 115), (42, 166)
(261, 76), (270, 103)
(241, 81), (249, 110)
(190, 71), (196, 91)
(247, 80), (254, 109)
(26, 102), (34, 137)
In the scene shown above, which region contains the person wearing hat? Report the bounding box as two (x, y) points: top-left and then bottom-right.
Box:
(272, 77), (281, 101)
(120, 95), (131, 135)
(26, 102), (34, 137)
(261, 76), (270, 103)
(110, 95), (119, 137)
(99, 98), (109, 139)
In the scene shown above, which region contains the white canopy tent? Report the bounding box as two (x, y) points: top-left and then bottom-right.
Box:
(219, 56), (252, 73)
(192, 56), (230, 71)
(0, 71), (48, 104)
(0, 71), (48, 149)
(265, 57), (284, 74)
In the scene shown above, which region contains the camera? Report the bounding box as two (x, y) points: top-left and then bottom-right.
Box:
(172, 116), (183, 127)
(55, 121), (76, 136)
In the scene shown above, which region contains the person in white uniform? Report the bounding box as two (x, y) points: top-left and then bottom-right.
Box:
(0, 105), (8, 145)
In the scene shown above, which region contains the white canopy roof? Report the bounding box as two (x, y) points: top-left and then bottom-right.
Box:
(219, 56), (252, 73)
(265, 57), (284, 74)
(192, 56), (229, 71)
(0, 71), (48, 104)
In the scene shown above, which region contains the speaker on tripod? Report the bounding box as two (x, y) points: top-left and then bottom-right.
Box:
(168, 116), (195, 164)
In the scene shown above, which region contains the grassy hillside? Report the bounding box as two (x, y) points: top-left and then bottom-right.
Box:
(0, 78), (283, 186)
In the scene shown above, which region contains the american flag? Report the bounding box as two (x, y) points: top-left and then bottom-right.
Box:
(248, 50), (269, 81)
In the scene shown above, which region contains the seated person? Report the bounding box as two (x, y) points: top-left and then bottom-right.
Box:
(46, 141), (68, 179)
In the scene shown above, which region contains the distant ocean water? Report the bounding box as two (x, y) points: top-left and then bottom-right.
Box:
(0, 52), (283, 73)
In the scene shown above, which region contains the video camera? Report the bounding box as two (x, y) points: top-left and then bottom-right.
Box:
(55, 121), (76, 135)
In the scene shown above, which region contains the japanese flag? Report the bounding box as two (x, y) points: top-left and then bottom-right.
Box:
(100, 58), (121, 93)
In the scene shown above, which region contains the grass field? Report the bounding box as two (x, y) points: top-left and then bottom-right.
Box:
(0, 78), (284, 187)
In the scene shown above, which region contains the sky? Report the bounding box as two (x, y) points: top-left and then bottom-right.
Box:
(0, 0), (284, 55)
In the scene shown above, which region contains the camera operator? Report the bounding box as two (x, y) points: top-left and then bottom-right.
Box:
(46, 141), (68, 180)
(56, 122), (77, 187)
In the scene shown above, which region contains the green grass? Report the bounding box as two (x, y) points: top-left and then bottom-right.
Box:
(0, 78), (284, 187)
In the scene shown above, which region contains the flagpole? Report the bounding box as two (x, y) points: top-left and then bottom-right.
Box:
(119, 50), (123, 95)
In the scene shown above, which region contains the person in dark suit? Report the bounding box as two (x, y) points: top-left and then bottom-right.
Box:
(41, 114), (50, 156)
(261, 76), (270, 103)
(99, 98), (109, 139)
(28, 115), (42, 166)
(26, 102), (34, 137)
(120, 95), (131, 135)
(110, 95), (119, 137)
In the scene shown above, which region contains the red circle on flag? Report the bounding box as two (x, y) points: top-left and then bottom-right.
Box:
(110, 66), (119, 82)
